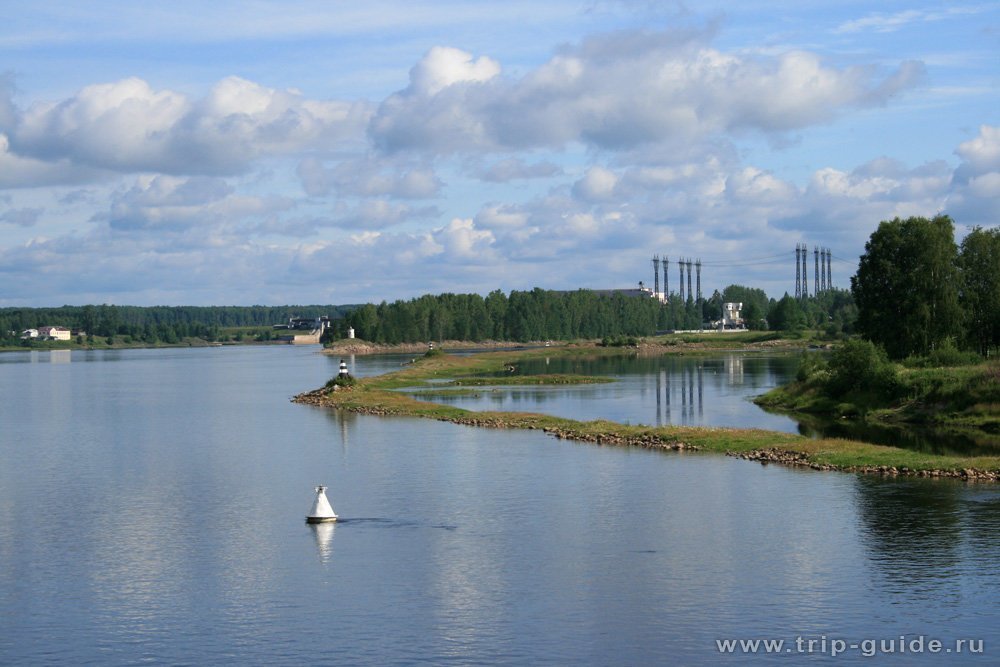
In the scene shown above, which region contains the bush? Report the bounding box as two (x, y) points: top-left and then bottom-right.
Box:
(796, 351), (828, 382)
(324, 374), (357, 390)
(600, 335), (639, 347)
(902, 338), (982, 368)
(826, 338), (898, 397)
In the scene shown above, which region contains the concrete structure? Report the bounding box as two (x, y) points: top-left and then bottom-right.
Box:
(306, 485), (338, 523)
(273, 316), (331, 331)
(722, 303), (745, 330)
(347, 327), (355, 339)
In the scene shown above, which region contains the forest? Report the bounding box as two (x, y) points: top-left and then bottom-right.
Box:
(0, 304), (356, 346)
(2, 286), (852, 348)
(326, 285), (855, 344)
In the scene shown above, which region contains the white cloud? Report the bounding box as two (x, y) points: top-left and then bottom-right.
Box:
(8, 76), (371, 176)
(955, 125), (1000, 174)
(408, 46), (501, 96)
(948, 125), (1000, 225)
(834, 6), (985, 34)
(370, 28), (926, 154)
(432, 217), (495, 260)
(572, 166), (619, 202)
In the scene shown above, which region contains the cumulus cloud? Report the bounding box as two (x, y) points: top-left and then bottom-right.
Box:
(408, 46), (501, 96)
(0, 133), (103, 188)
(572, 166), (619, 202)
(7, 76), (371, 176)
(370, 29), (926, 154)
(95, 174), (291, 232)
(296, 156), (442, 198)
(948, 125), (1000, 225)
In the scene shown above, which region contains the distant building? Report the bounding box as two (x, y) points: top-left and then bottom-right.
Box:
(20, 329), (39, 340)
(40, 326), (72, 341)
(273, 316), (331, 331)
(721, 303), (745, 330)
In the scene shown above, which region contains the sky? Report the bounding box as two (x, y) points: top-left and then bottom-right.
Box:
(0, 1), (997, 307)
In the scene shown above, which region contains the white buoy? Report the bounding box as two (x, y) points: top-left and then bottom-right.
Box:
(306, 485), (338, 523)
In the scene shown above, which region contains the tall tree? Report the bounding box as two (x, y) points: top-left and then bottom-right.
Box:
(958, 226), (1000, 356)
(851, 215), (962, 359)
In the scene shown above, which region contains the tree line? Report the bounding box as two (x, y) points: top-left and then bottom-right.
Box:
(0, 304), (356, 346)
(3, 286), (859, 349)
(328, 285), (855, 344)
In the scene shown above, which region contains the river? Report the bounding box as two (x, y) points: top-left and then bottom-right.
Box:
(1, 346), (998, 665)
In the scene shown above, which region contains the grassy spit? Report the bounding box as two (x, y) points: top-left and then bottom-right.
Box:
(294, 346), (1000, 481)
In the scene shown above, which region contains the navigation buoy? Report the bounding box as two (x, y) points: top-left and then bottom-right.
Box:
(306, 485), (338, 523)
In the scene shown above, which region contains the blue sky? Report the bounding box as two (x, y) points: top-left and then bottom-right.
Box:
(1, 1), (997, 306)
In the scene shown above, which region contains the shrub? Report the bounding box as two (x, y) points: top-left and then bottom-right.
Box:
(796, 351), (828, 382)
(324, 374), (357, 390)
(826, 338), (898, 397)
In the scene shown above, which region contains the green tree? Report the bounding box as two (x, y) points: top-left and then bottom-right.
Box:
(958, 226), (1000, 356)
(851, 215), (962, 359)
(768, 294), (805, 331)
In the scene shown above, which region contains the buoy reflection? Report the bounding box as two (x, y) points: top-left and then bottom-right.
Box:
(309, 522), (336, 563)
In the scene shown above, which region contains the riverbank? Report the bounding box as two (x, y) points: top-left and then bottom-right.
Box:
(323, 330), (822, 356)
(295, 348), (1000, 481)
(755, 357), (1000, 431)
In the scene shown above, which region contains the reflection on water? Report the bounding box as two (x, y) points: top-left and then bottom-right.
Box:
(790, 411), (1000, 456)
(309, 523), (336, 563)
(413, 352), (801, 432)
(852, 475), (1000, 620)
(2, 346), (999, 665)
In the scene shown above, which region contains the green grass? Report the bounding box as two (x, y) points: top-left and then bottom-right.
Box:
(757, 360), (1000, 429)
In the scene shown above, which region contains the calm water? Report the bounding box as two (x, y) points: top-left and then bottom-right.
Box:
(408, 353), (802, 433)
(2, 346), (999, 665)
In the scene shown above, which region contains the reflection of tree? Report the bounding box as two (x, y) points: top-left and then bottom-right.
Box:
(853, 476), (963, 591)
(764, 408), (1000, 457)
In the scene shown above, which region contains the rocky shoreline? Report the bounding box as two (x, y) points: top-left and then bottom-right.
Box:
(730, 447), (1000, 481)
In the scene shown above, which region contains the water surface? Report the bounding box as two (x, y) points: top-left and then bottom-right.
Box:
(1, 346), (998, 665)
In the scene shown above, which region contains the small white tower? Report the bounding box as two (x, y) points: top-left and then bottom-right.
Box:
(339, 359), (349, 377)
(306, 485), (338, 523)
(347, 326), (355, 339)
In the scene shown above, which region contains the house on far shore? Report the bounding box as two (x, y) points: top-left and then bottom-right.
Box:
(36, 326), (72, 341)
